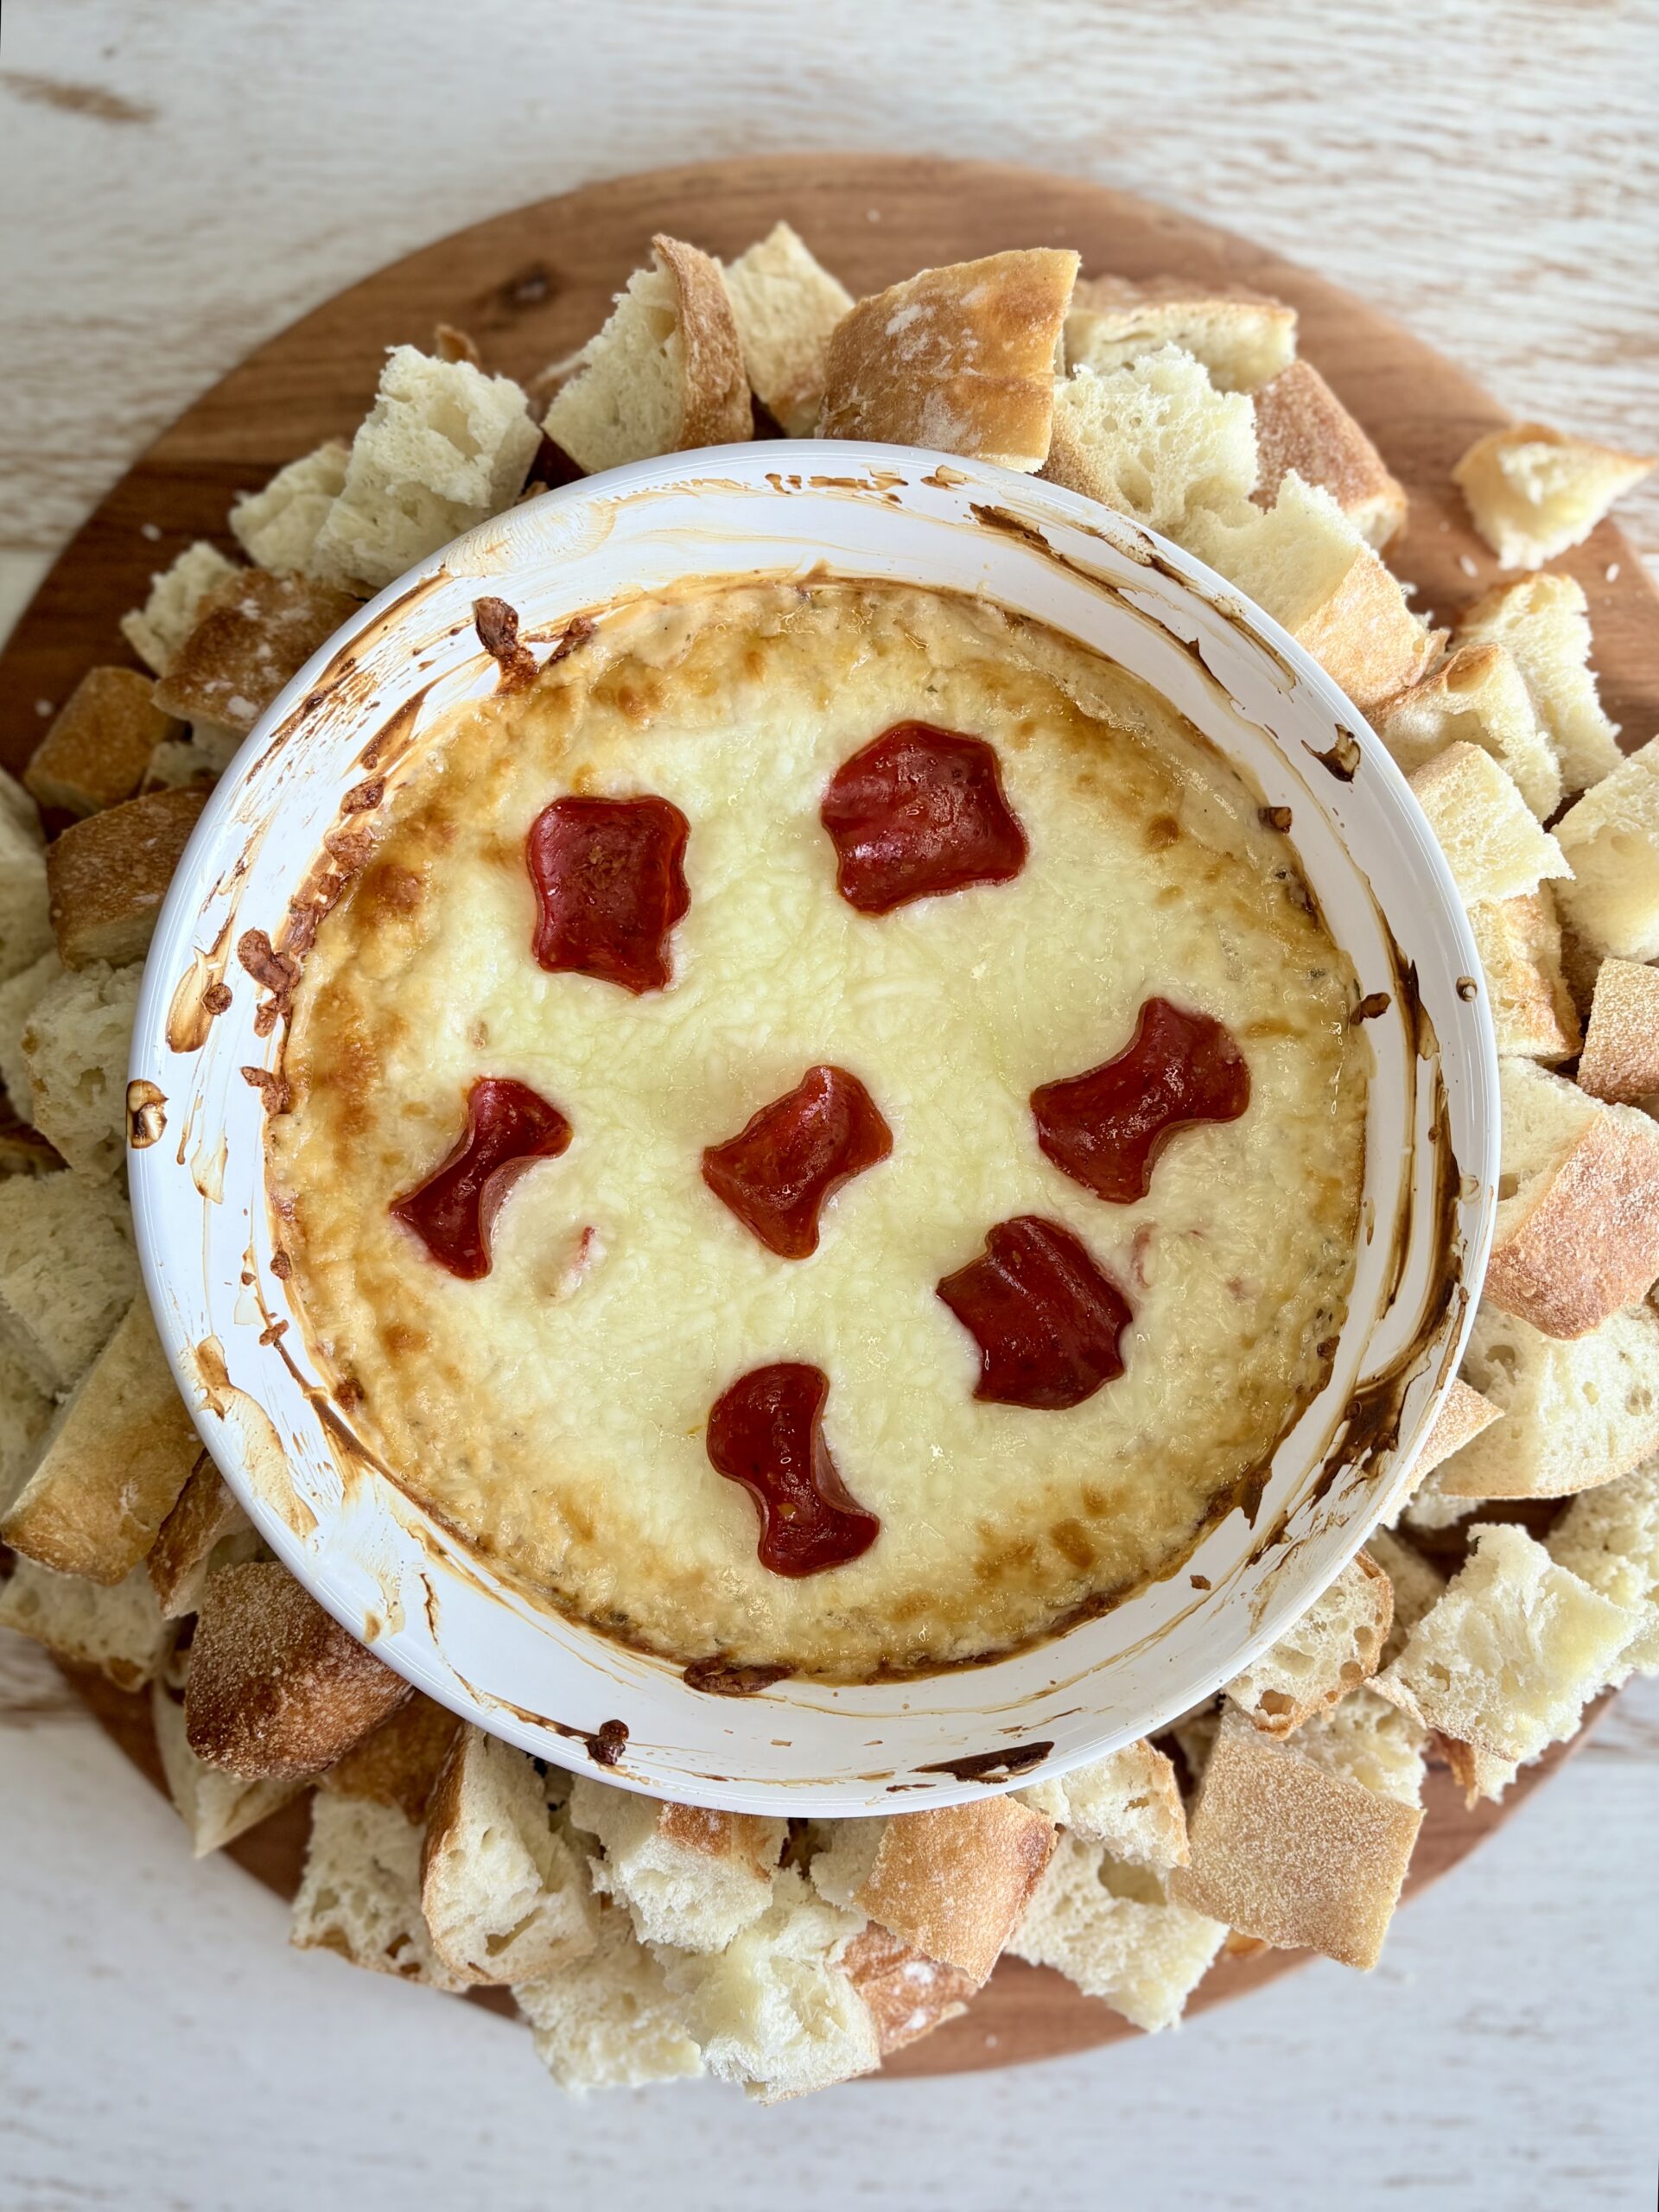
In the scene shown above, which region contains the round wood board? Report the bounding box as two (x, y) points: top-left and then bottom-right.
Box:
(10, 155), (1649, 2080)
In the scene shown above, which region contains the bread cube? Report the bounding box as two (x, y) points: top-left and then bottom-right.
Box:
(1459, 573), (1623, 794)
(315, 1689), (460, 1821)
(1554, 738), (1659, 962)
(310, 345), (542, 592)
(0, 948), (60, 1110)
(1065, 273), (1295, 393)
(154, 568), (359, 736)
(1548, 1456), (1659, 1675)
(1010, 1831), (1224, 2031)
(120, 541), (240, 674)
(145, 1451), (255, 1617)
(1292, 1685), (1427, 1805)
(0, 771), (50, 986)
(152, 1653), (301, 1856)
(1484, 1058), (1659, 1338)
(1019, 1737), (1188, 1870)
(1452, 420), (1652, 570)
(25, 667), (181, 819)
(1376, 641), (1560, 820)
(1408, 1376), (1503, 1495)
(1041, 347), (1258, 539)
(0, 1169), (135, 1394)
(1407, 744), (1569, 906)
(567, 1775), (783, 1953)
(820, 249), (1078, 473)
(1374, 1522), (1636, 1760)
(721, 221), (852, 437)
(516, 1895), (704, 2090)
(1465, 891), (1580, 1061)
(20, 958), (141, 1177)
(46, 785), (207, 969)
(1439, 1300), (1659, 1499)
(1578, 958), (1659, 1103)
(1252, 359), (1406, 550)
(0, 1554), (169, 1688)
(837, 1923), (978, 2056)
(290, 1791), (467, 1990)
(1224, 1551), (1392, 1734)
(230, 441), (350, 573)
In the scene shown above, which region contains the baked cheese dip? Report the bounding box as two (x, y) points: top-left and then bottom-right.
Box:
(268, 581), (1368, 1681)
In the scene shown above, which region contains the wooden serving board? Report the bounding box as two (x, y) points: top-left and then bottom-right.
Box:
(8, 156), (1651, 2080)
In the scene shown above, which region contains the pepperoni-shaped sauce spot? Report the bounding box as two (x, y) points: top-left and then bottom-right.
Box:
(391, 1077), (571, 1279)
(820, 722), (1027, 914)
(937, 1217), (1133, 1411)
(706, 1363), (880, 1577)
(702, 1065), (892, 1259)
(526, 794), (690, 994)
(1031, 997), (1250, 1205)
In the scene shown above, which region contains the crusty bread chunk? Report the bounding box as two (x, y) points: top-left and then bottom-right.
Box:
(421, 1727), (597, 1985)
(1293, 1684), (1428, 1805)
(0, 1168), (135, 1395)
(543, 236), (751, 478)
(1041, 348), (1258, 540)
(47, 786), (207, 969)
(810, 1798), (1055, 1984)
(1192, 472), (1438, 708)
(567, 1776), (784, 1953)
(516, 1896), (704, 2092)
(1484, 1058), (1659, 1338)
(1224, 1552), (1392, 1734)
(1554, 739), (1659, 963)
(185, 1559), (412, 1778)
(310, 345), (541, 592)
(1010, 1830), (1224, 2031)
(154, 568), (359, 737)
(21, 958), (141, 1177)
(1452, 421), (1652, 570)
(25, 668), (181, 818)
(1375, 641), (1560, 821)
(1065, 273), (1295, 393)
(1374, 1522), (1636, 1760)
(1019, 1738), (1188, 1870)
(0, 1335), (53, 1503)
(2, 1296), (196, 1583)
(0, 949), (60, 1110)
(0, 1553), (169, 1688)
(291, 1790), (467, 1991)
(659, 1866), (878, 2101)
(152, 1649), (301, 1856)
(1408, 1377), (1503, 1496)
(1171, 1707), (1422, 1969)
(1548, 1455), (1659, 1675)
(819, 248), (1078, 471)
(120, 541), (240, 674)
(231, 441), (351, 573)
(0, 775), (51, 987)
(1440, 1300), (1659, 1499)
(1459, 573), (1623, 794)
(318, 1689), (460, 1821)
(1407, 744), (1569, 907)
(1465, 891), (1581, 1061)
(1252, 359), (1406, 550)
(721, 221), (852, 437)
(1578, 959), (1659, 1104)
(838, 1922), (978, 2057)
(146, 1451), (256, 1617)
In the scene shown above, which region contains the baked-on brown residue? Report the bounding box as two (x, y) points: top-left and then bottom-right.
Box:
(588, 1718), (629, 1766)
(1351, 992), (1392, 1024)
(474, 596), (539, 690)
(1305, 728), (1363, 781)
(914, 1740), (1053, 1782)
(683, 1657), (794, 1696)
(0, 71), (155, 124)
(125, 1078), (167, 1149)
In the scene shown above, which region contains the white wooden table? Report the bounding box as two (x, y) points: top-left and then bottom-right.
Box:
(2, 5), (1656, 2206)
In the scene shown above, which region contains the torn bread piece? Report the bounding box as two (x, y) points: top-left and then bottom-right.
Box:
(1011, 1830), (1224, 2031)
(1465, 890), (1581, 1062)
(146, 1452), (257, 1618)
(318, 1689), (461, 1822)
(1406, 744), (1569, 907)
(1040, 347), (1257, 540)
(1484, 1058), (1659, 1338)
(1374, 1522), (1637, 1760)
(1452, 421), (1652, 570)
(1459, 573), (1622, 794)
(567, 1776), (784, 1953)
(310, 346), (541, 593)
(1224, 1552), (1392, 1735)
(516, 1896), (704, 2093)
(1019, 1738), (1188, 1870)
(47, 786), (207, 969)
(1170, 1707), (1422, 1970)
(230, 442), (351, 574)
(1252, 359), (1405, 550)
(659, 1866), (878, 2101)
(1292, 1685), (1427, 1805)
(421, 1727), (597, 1985)
(0, 1167), (135, 1395)
(1405, 1378), (1503, 1500)
(1065, 273), (1295, 393)
(1375, 642), (1560, 822)
(152, 1643), (302, 1855)
(25, 668), (181, 819)
(1548, 1456), (1659, 1675)
(1578, 959), (1659, 1104)
(0, 950), (60, 1110)
(838, 1923), (978, 2057)
(721, 221), (853, 437)
(809, 1798), (1054, 1984)
(0, 779), (51, 986)
(0, 1554), (168, 1687)
(0, 1335), (53, 1500)
(1440, 1300), (1659, 1499)
(185, 1559), (412, 1778)
(291, 1789), (467, 1991)
(21, 958), (141, 1176)
(1554, 739), (1659, 963)
(154, 568), (359, 738)
(2, 1296), (196, 1583)
(120, 542), (240, 675)
(543, 236), (751, 478)
(819, 248), (1078, 471)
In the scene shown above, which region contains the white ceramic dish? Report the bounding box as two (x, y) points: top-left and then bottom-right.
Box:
(128, 442), (1497, 1815)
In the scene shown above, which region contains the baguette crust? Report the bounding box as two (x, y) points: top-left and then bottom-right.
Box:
(1577, 959), (1659, 1104)
(146, 1451), (253, 1616)
(46, 787), (207, 969)
(852, 1797), (1056, 1983)
(1413, 1377), (1503, 1483)
(1485, 1110), (1659, 1338)
(319, 1689), (461, 1821)
(153, 569), (359, 737)
(840, 1922), (978, 2056)
(25, 669), (181, 818)
(652, 233), (753, 452)
(1253, 360), (1406, 549)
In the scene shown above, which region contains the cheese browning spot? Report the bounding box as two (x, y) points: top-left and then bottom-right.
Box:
(937, 1216), (1132, 1410)
(391, 1076), (572, 1279)
(706, 1363), (880, 1577)
(525, 793), (690, 993)
(821, 721), (1027, 913)
(702, 1064), (893, 1258)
